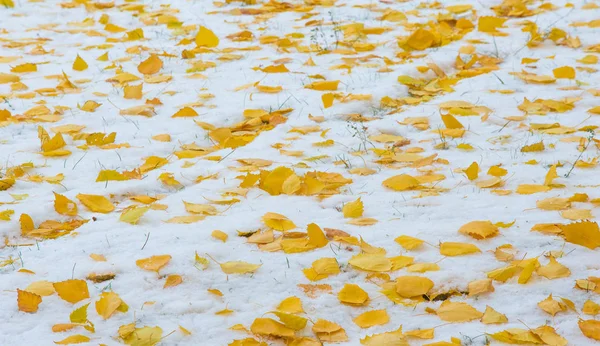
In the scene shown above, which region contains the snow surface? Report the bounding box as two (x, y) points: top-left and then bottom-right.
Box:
(0, 0), (599, 345)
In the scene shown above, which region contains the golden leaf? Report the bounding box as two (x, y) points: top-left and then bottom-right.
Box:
(220, 261), (261, 274)
(76, 194), (115, 213)
(53, 280), (89, 304)
(137, 55), (163, 75)
(342, 198), (364, 218)
(353, 309), (389, 328)
(17, 289), (42, 313)
(195, 26), (219, 47)
(436, 301), (483, 322)
(136, 255), (171, 273)
(164, 274), (183, 288)
(95, 291), (123, 320)
(54, 335), (91, 345)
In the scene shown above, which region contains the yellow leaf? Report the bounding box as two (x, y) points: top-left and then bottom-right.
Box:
(532, 325), (567, 346)
(561, 208), (593, 220)
(578, 55), (599, 64)
(468, 279), (494, 296)
(487, 265), (520, 282)
(76, 194), (115, 213)
(589, 106), (600, 115)
(537, 256), (571, 279)
(464, 162), (478, 181)
(220, 261), (261, 274)
(307, 223), (328, 248)
(518, 258), (538, 284)
(54, 335), (90, 345)
(164, 274), (183, 288)
(322, 93), (334, 108)
(405, 29), (434, 50)
(436, 301), (483, 322)
(0, 0), (14, 8)
(20, 213), (35, 235)
(70, 303), (89, 323)
(96, 169), (127, 182)
(126, 28), (144, 41)
(124, 84), (143, 99)
(406, 263), (439, 273)
(270, 311), (307, 330)
(481, 305), (508, 324)
(560, 221), (600, 249)
(579, 319), (600, 341)
(158, 172), (181, 187)
(123, 326), (162, 346)
(139, 156), (168, 173)
(394, 235), (424, 250)
(404, 328), (435, 339)
(136, 255), (171, 273)
(441, 114), (464, 129)
(281, 173), (301, 195)
(229, 338), (266, 346)
(152, 134), (170, 142)
(537, 197), (571, 210)
(211, 230), (228, 242)
(583, 300), (600, 315)
(458, 220), (499, 239)
(172, 107), (198, 118)
(347, 217), (378, 226)
(517, 184), (551, 194)
(195, 252), (209, 270)
(478, 16), (507, 34)
(17, 289), (42, 313)
(262, 212), (296, 231)
(277, 296), (304, 313)
(521, 141), (545, 152)
(259, 166), (293, 195)
(303, 257), (340, 281)
(53, 192), (78, 216)
(195, 26), (219, 48)
(0, 178), (15, 191)
(338, 283), (369, 305)
(257, 64), (289, 74)
(395, 276), (434, 297)
(96, 291), (123, 320)
(250, 318), (295, 338)
(53, 280), (89, 304)
(440, 242), (480, 256)
(165, 215), (205, 224)
(52, 324), (79, 333)
(360, 327), (407, 345)
(382, 174), (420, 191)
(25, 280), (55, 296)
(138, 55), (163, 75)
(312, 319), (347, 342)
(72, 55), (88, 71)
(343, 198), (364, 218)
(11, 63), (37, 73)
(349, 254), (391, 272)
(179, 325), (192, 336)
(553, 66), (575, 79)
(353, 309), (389, 328)
(488, 165), (507, 177)
(97, 51), (109, 61)
(538, 294), (566, 316)
(0, 209), (14, 221)
(304, 80), (339, 91)
(120, 206), (150, 225)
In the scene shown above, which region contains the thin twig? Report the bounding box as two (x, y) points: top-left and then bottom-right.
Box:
(141, 232), (150, 250)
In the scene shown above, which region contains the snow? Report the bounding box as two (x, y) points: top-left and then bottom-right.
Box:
(1, 0), (599, 345)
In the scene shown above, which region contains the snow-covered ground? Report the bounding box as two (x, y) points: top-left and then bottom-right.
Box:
(1, 0), (600, 345)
